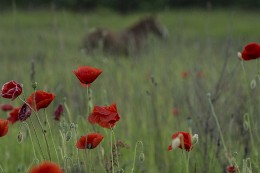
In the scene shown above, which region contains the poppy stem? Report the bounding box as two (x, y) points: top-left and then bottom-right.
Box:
(63, 99), (72, 123)
(59, 130), (67, 171)
(207, 93), (230, 163)
(44, 109), (60, 165)
(110, 130), (114, 173)
(0, 164), (4, 172)
(19, 122), (38, 163)
(111, 129), (120, 170)
(18, 95), (52, 161)
(131, 141), (144, 173)
(28, 117), (46, 160)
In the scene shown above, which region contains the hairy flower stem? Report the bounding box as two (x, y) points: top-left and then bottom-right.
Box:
(19, 122), (38, 162)
(18, 96), (52, 161)
(29, 117), (46, 160)
(44, 109), (60, 164)
(207, 94), (230, 163)
(111, 129), (120, 170)
(240, 61), (259, 166)
(110, 130), (115, 173)
(64, 101), (72, 123)
(131, 141), (144, 173)
(0, 164), (4, 173)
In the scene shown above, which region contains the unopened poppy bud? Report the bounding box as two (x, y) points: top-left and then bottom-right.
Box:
(116, 168), (124, 173)
(250, 79), (256, 89)
(192, 134), (198, 145)
(66, 131), (72, 141)
(139, 153), (145, 163)
(70, 123), (75, 129)
(18, 132), (23, 143)
(32, 82), (38, 89)
(237, 52), (242, 59)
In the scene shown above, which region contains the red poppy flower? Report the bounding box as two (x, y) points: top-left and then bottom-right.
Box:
(18, 103), (32, 121)
(172, 108), (179, 116)
(29, 161), (63, 173)
(181, 71), (189, 78)
(0, 103), (13, 111)
(76, 132), (104, 149)
(54, 104), (63, 121)
(241, 42), (260, 61)
(168, 131), (192, 151)
(1, 80), (22, 100)
(7, 107), (20, 124)
(0, 119), (8, 137)
(226, 165), (238, 173)
(88, 103), (120, 129)
(26, 91), (55, 111)
(73, 66), (102, 87)
(197, 71), (204, 78)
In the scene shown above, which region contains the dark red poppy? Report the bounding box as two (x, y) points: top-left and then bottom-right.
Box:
(168, 131), (192, 151)
(54, 104), (63, 121)
(197, 71), (204, 78)
(0, 103), (13, 111)
(181, 71), (189, 78)
(88, 103), (120, 129)
(226, 165), (238, 173)
(73, 66), (102, 87)
(241, 42), (260, 61)
(7, 107), (20, 124)
(1, 80), (22, 100)
(18, 103), (32, 121)
(29, 161), (63, 173)
(172, 108), (179, 116)
(0, 119), (8, 137)
(76, 132), (104, 149)
(26, 91), (55, 111)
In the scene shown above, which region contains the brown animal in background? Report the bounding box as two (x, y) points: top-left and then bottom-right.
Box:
(81, 28), (108, 53)
(81, 16), (168, 56)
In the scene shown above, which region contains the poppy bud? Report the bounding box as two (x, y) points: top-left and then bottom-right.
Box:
(116, 168), (124, 173)
(66, 131), (72, 142)
(32, 82), (38, 90)
(192, 134), (198, 145)
(139, 153), (145, 163)
(18, 132), (23, 143)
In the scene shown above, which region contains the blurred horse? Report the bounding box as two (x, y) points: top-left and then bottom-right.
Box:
(81, 16), (168, 55)
(81, 28), (108, 53)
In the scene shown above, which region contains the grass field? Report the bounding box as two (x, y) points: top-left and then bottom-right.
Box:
(0, 8), (260, 173)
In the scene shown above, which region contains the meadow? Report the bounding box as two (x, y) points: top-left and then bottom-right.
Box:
(0, 8), (260, 173)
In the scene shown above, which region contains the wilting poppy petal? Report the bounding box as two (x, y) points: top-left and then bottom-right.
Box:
(0, 119), (8, 137)
(88, 103), (120, 129)
(0, 103), (13, 112)
(1, 80), (22, 100)
(27, 91), (55, 111)
(73, 66), (102, 87)
(76, 132), (104, 149)
(7, 107), (20, 124)
(54, 104), (63, 121)
(29, 161), (63, 173)
(241, 42), (260, 61)
(18, 103), (32, 121)
(226, 165), (238, 173)
(168, 131), (192, 152)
